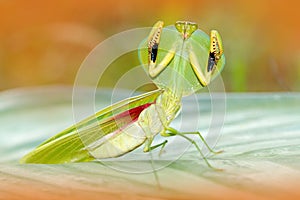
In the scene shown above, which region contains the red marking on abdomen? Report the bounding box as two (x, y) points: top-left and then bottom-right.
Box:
(113, 103), (153, 123)
(110, 102), (154, 134)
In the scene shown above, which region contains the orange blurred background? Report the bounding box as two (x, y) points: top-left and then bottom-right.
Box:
(0, 0), (299, 92)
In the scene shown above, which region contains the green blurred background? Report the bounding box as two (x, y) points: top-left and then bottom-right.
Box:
(0, 0), (299, 92)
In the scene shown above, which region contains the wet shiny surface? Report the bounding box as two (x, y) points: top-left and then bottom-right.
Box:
(1, 86), (300, 200)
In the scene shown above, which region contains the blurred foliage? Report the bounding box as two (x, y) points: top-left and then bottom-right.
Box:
(0, 0), (299, 92)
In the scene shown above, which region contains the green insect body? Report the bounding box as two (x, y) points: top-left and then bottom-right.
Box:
(20, 21), (225, 168)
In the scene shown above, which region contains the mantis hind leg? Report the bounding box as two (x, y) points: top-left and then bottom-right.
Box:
(165, 127), (223, 171)
(180, 131), (223, 154)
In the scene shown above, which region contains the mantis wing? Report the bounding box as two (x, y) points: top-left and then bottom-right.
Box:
(20, 89), (163, 164)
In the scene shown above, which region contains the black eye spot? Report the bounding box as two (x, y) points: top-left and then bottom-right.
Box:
(207, 52), (216, 72)
(151, 43), (158, 63)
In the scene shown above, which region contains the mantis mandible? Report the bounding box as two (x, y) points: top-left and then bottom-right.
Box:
(20, 21), (225, 169)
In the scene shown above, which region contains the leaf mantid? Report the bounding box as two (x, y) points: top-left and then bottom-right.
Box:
(20, 21), (225, 169)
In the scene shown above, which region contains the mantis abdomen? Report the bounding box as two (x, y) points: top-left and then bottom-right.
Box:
(86, 91), (180, 158)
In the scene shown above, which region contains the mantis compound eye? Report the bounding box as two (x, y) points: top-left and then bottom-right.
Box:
(175, 21), (198, 39)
